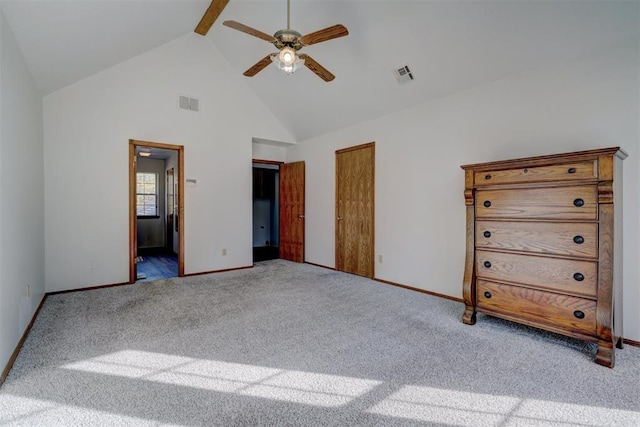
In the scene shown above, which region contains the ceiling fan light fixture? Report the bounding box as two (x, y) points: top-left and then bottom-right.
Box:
(272, 48), (305, 75)
(279, 47), (296, 65)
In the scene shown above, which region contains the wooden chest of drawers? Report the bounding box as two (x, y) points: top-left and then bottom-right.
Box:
(461, 147), (627, 367)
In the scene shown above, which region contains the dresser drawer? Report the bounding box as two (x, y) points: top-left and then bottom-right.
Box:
(476, 250), (597, 297)
(476, 185), (597, 220)
(476, 280), (596, 335)
(475, 161), (596, 186)
(476, 221), (597, 258)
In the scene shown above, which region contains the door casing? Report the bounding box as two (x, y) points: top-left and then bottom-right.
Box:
(129, 139), (185, 282)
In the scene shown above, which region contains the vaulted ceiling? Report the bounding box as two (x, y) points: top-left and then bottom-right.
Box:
(1, 0), (638, 141)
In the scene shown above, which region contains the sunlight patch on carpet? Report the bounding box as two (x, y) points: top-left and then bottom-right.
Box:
(62, 350), (382, 408)
(0, 394), (185, 426)
(367, 385), (640, 426)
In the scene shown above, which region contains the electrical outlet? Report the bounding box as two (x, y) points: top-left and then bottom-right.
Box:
(90, 259), (99, 271)
(378, 255), (383, 263)
(26, 284), (30, 298)
(222, 248), (227, 256)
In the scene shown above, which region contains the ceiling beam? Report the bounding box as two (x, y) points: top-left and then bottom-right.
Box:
(194, 0), (230, 36)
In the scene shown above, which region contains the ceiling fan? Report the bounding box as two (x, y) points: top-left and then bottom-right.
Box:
(222, 0), (349, 81)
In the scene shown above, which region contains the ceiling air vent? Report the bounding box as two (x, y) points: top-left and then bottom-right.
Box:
(393, 64), (414, 85)
(178, 95), (199, 112)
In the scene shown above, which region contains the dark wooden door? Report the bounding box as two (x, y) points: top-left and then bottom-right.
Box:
(279, 161), (305, 262)
(336, 143), (375, 277)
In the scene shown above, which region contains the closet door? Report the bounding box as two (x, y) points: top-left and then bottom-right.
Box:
(335, 143), (375, 278)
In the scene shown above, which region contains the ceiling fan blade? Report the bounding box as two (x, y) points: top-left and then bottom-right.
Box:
(299, 24), (349, 46)
(244, 54), (275, 77)
(194, 0), (230, 35)
(298, 54), (335, 82)
(223, 20), (277, 43)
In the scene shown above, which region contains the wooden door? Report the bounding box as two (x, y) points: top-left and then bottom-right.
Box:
(336, 143), (375, 277)
(279, 161), (305, 262)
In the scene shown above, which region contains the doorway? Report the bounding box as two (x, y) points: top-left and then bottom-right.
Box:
(335, 142), (375, 278)
(253, 162), (280, 262)
(252, 160), (305, 263)
(129, 139), (184, 283)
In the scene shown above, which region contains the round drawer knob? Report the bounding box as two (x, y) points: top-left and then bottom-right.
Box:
(483, 200), (491, 208)
(573, 198), (585, 207)
(483, 231), (491, 238)
(485, 174), (492, 180)
(483, 261), (492, 268)
(568, 167), (577, 174)
(574, 310), (585, 319)
(484, 291), (492, 299)
(573, 273), (584, 282)
(573, 235), (584, 244)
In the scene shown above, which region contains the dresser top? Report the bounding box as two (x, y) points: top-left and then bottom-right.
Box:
(461, 146), (627, 171)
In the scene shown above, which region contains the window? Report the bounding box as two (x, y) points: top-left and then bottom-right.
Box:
(136, 172), (158, 217)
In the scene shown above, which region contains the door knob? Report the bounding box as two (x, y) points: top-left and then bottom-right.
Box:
(337, 216), (343, 220)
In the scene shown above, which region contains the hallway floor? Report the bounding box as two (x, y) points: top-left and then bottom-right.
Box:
(137, 249), (178, 282)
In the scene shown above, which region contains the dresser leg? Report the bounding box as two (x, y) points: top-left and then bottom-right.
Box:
(616, 336), (624, 350)
(595, 340), (615, 368)
(462, 307), (476, 325)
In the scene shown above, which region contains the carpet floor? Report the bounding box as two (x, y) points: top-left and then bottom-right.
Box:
(1, 260), (639, 426)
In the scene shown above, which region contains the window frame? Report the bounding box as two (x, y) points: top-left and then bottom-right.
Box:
(136, 172), (159, 218)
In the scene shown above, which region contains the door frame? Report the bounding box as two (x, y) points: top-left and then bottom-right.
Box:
(129, 139), (185, 283)
(253, 159), (306, 263)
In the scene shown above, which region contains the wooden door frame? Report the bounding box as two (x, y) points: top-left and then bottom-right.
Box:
(335, 141), (375, 278)
(129, 139), (185, 283)
(252, 159), (307, 263)
(253, 159), (284, 166)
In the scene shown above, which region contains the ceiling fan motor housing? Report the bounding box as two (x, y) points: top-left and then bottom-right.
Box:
(274, 29), (303, 50)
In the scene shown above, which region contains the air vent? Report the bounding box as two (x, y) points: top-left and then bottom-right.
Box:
(178, 95), (199, 112)
(393, 64), (415, 85)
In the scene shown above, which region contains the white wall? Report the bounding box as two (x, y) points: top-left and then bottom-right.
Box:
(252, 142), (286, 163)
(286, 39), (640, 341)
(136, 157), (166, 249)
(0, 9), (45, 373)
(43, 34), (293, 292)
